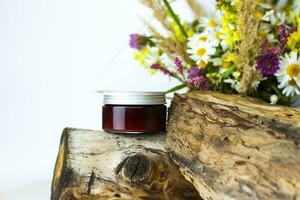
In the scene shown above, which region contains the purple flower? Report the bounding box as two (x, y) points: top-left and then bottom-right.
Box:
(174, 57), (183, 73)
(187, 76), (209, 90)
(129, 34), (147, 50)
(279, 24), (288, 49)
(256, 51), (279, 76)
(188, 67), (201, 78)
(151, 63), (174, 76)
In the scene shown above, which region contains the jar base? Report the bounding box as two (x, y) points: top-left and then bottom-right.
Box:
(103, 129), (166, 134)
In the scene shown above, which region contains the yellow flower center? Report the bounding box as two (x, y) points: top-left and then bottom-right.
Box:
(287, 31), (300, 50)
(198, 36), (208, 42)
(216, 32), (222, 40)
(222, 61), (231, 69)
(209, 20), (218, 28)
(197, 48), (207, 57)
(286, 64), (300, 77)
(199, 60), (207, 69)
(225, 53), (237, 64)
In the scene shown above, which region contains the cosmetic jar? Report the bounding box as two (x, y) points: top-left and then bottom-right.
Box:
(102, 91), (166, 133)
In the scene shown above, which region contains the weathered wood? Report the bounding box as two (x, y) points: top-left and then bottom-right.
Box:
(167, 91), (300, 200)
(51, 128), (201, 200)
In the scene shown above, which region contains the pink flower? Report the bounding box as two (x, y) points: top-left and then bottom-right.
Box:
(187, 76), (209, 90)
(174, 57), (183, 73)
(151, 63), (174, 76)
(279, 24), (288, 49)
(129, 34), (148, 50)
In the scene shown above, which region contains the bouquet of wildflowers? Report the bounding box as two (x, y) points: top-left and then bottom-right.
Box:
(130, 0), (300, 106)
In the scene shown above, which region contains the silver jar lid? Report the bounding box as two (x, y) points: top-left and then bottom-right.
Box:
(103, 91), (166, 105)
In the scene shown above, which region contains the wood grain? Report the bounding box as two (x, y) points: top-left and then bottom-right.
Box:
(51, 128), (201, 200)
(167, 91), (300, 200)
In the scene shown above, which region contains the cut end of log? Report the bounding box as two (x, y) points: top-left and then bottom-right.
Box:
(115, 154), (152, 184)
(51, 128), (202, 200)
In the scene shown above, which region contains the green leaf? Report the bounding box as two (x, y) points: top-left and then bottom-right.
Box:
(166, 84), (187, 94)
(222, 65), (237, 79)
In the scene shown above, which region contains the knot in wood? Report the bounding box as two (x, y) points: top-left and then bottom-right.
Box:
(117, 154), (152, 184)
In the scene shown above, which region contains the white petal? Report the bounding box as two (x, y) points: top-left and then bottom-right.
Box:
(290, 88), (295, 96)
(212, 58), (222, 66)
(221, 41), (229, 51)
(278, 76), (289, 88)
(282, 87), (288, 95)
(290, 52), (298, 63)
(295, 88), (300, 95)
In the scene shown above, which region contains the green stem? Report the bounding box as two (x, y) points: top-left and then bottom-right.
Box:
(161, 0), (188, 38)
(173, 74), (185, 83)
(270, 85), (283, 99)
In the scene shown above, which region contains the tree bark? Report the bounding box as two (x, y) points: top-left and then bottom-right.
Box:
(51, 128), (202, 200)
(167, 91), (300, 200)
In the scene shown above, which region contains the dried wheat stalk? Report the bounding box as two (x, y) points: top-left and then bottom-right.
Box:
(235, 0), (262, 95)
(186, 0), (204, 17)
(141, 0), (194, 65)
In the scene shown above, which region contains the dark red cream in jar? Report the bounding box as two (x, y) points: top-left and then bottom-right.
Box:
(102, 91), (166, 133)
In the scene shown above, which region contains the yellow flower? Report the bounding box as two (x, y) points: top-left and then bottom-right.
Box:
(287, 31), (300, 50)
(225, 52), (237, 64)
(134, 48), (150, 65)
(220, 10), (239, 49)
(134, 47), (159, 75)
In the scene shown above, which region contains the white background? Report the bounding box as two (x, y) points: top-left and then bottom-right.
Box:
(0, 0), (214, 199)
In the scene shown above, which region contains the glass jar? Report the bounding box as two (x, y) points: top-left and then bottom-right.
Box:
(102, 91), (166, 133)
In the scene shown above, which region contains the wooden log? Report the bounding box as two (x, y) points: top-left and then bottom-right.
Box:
(51, 128), (202, 200)
(167, 91), (300, 200)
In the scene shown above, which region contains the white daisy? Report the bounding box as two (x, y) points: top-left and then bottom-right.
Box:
(276, 52), (300, 96)
(207, 27), (228, 50)
(211, 29), (226, 47)
(199, 11), (222, 31)
(188, 30), (223, 48)
(187, 33), (211, 47)
(191, 10), (227, 49)
(281, 82), (300, 96)
(187, 41), (216, 65)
